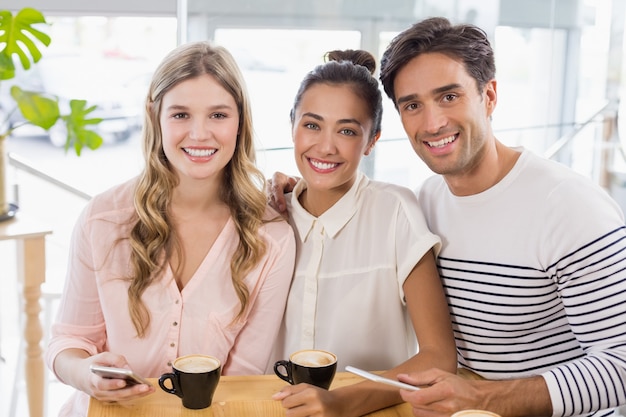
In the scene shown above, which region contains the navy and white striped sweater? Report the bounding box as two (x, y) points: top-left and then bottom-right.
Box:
(419, 149), (626, 417)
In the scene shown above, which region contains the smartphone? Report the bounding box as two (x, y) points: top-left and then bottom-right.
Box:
(345, 366), (420, 391)
(89, 364), (152, 386)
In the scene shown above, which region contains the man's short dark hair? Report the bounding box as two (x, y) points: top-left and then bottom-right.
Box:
(380, 17), (496, 105)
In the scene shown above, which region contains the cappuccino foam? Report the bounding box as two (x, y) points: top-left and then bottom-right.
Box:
(174, 355), (220, 373)
(291, 350), (336, 367)
(451, 411), (501, 417)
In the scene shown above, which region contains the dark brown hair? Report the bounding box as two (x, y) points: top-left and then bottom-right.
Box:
(380, 17), (495, 105)
(290, 49), (382, 141)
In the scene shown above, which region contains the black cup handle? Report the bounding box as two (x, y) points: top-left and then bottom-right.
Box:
(273, 360), (293, 384)
(158, 373), (182, 398)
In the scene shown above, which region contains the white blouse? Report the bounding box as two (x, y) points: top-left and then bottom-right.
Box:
(273, 172), (441, 372)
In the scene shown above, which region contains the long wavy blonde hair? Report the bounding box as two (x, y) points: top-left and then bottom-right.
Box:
(128, 41), (267, 337)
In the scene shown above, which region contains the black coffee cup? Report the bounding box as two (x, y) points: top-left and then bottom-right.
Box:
(273, 349), (337, 390)
(158, 354), (221, 409)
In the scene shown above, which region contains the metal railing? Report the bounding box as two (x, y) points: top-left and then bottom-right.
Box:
(8, 152), (93, 202)
(541, 99), (620, 189)
(543, 100), (618, 153)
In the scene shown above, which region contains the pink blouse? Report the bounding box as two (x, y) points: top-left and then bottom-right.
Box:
(46, 178), (295, 416)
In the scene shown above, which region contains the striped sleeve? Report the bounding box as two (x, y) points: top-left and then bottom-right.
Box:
(542, 226), (626, 417)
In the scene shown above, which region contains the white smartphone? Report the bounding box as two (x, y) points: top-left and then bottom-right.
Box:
(345, 366), (420, 391)
(89, 364), (152, 386)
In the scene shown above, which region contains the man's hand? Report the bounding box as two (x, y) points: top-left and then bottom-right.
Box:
(397, 369), (488, 416)
(266, 172), (299, 216)
(397, 369), (551, 417)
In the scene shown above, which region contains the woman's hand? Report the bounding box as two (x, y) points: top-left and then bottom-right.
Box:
(273, 383), (345, 417)
(55, 350), (155, 403)
(266, 172), (299, 216)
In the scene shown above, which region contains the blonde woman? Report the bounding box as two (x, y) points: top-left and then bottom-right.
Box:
(46, 41), (295, 416)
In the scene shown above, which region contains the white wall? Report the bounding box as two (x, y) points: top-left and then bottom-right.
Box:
(3, 0), (176, 16)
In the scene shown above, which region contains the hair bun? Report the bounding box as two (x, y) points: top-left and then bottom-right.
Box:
(325, 49), (376, 75)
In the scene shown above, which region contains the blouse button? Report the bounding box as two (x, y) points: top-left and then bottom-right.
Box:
(167, 361), (172, 366)
(170, 342), (175, 347)
(175, 299), (180, 304)
(173, 321), (178, 326)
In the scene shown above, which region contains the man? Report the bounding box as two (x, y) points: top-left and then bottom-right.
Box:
(269, 16), (626, 417)
(378, 16), (626, 417)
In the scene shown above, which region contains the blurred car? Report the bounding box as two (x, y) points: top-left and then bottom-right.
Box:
(0, 53), (152, 147)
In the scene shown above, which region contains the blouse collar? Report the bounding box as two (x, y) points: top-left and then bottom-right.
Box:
(288, 171), (367, 241)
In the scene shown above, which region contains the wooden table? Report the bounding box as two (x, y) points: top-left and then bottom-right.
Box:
(0, 215), (52, 417)
(88, 372), (414, 416)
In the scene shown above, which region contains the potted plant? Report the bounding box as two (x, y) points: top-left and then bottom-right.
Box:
(0, 7), (104, 220)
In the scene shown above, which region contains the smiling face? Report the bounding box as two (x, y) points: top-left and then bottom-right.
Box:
(393, 52), (497, 180)
(292, 83), (376, 202)
(159, 74), (239, 184)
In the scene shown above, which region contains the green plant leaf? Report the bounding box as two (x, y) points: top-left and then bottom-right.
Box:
(0, 52), (14, 79)
(10, 85), (60, 129)
(0, 8), (104, 157)
(0, 8), (50, 77)
(9, 87), (104, 154)
(61, 99), (104, 154)
(75, 129), (103, 155)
